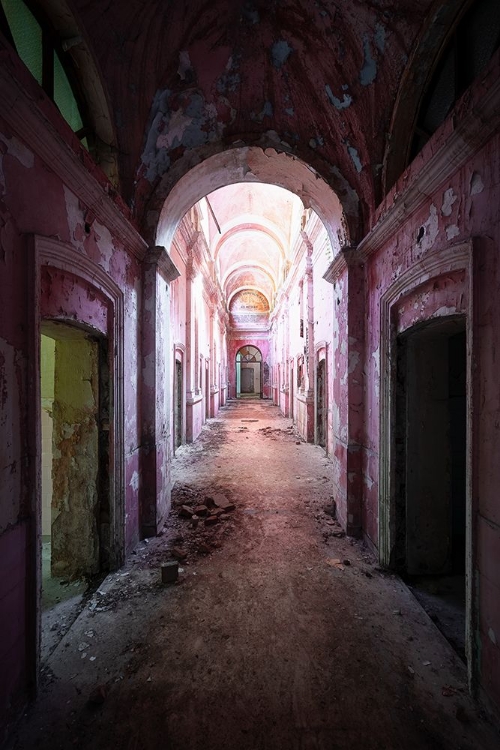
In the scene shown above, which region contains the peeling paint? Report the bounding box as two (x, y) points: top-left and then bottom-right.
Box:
(330, 166), (360, 216)
(360, 34), (377, 86)
(130, 470), (139, 492)
(63, 186), (85, 252)
(217, 55), (241, 94)
(374, 23), (386, 53)
(347, 143), (362, 173)
(141, 89), (225, 182)
(93, 221), (113, 272)
(252, 101), (274, 122)
(418, 204), (439, 251)
(309, 135), (324, 149)
(441, 188), (457, 217)
(177, 51), (193, 81)
(271, 40), (293, 69)
(446, 224), (460, 240)
(348, 350), (360, 374)
(325, 84), (352, 110)
(489, 627), (497, 645)
(470, 171), (484, 195)
(0, 132), (34, 169)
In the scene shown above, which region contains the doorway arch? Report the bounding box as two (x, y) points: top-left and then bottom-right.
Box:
(236, 346), (262, 399)
(153, 147), (355, 252)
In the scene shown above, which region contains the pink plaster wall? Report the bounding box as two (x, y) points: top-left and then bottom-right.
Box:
(363, 132), (500, 708)
(0, 113), (143, 734)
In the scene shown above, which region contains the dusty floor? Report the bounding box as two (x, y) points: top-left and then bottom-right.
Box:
(9, 401), (500, 750)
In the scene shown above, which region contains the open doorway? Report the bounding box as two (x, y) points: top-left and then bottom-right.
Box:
(236, 345), (262, 398)
(316, 358), (327, 448)
(395, 317), (467, 659)
(174, 358), (183, 451)
(205, 364), (210, 419)
(40, 322), (110, 629)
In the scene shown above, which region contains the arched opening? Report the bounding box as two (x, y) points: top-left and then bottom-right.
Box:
(236, 346), (262, 399)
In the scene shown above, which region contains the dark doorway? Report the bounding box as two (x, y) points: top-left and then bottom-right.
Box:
(316, 359), (326, 448)
(175, 359), (182, 450)
(395, 317), (467, 659)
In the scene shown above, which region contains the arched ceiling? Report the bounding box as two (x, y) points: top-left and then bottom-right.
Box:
(197, 182), (304, 310)
(72, 0), (438, 232)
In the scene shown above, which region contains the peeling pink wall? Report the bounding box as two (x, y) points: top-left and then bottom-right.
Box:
(0, 111), (143, 734)
(363, 130), (500, 708)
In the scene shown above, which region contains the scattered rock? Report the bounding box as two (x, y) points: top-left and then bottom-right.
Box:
(213, 494), (236, 512)
(194, 505), (208, 516)
(179, 505), (194, 518)
(161, 561), (179, 583)
(327, 558), (345, 571)
(171, 547), (188, 560)
(205, 516), (219, 526)
(210, 508), (224, 517)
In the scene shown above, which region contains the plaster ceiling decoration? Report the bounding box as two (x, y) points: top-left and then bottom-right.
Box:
(198, 182), (304, 314)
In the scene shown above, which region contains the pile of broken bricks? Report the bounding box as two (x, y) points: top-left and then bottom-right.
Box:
(178, 492), (236, 527)
(161, 493), (236, 584)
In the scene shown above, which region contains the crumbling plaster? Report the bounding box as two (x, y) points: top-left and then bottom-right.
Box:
(71, 0), (430, 221)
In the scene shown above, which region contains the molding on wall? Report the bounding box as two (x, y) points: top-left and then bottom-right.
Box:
(0, 63), (147, 260)
(32, 234), (126, 567)
(359, 70), (500, 259)
(323, 245), (362, 285)
(378, 239), (472, 565)
(146, 246), (181, 282)
(377, 239), (474, 685)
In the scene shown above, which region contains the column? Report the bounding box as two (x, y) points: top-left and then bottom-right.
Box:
(324, 246), (365, 537)
(140, 245), (180, 537)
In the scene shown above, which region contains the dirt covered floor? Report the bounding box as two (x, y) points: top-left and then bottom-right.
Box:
(10, 401), (500, 750)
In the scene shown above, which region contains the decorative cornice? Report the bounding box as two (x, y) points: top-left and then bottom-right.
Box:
(0, 59), (148, 260)
(323, 245), (361, 284)
(359, 66), (500, 260)
(145, 246), (181, 283)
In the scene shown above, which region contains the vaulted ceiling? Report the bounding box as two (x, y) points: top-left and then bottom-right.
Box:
(72, 0), (449, 235)
(201, 183), (304, 310)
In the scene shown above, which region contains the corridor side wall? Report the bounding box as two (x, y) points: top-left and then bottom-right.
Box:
(0, 56), (145, 737)
(363, 78), (500, 710)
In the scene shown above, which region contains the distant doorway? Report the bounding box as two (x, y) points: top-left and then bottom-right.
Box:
(174, 359), (183, 450)
(236, 346), (262, 398)
(316, 358), (327, 448)
(205, 365), (210, 418)
(395, 317), (467, 658)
